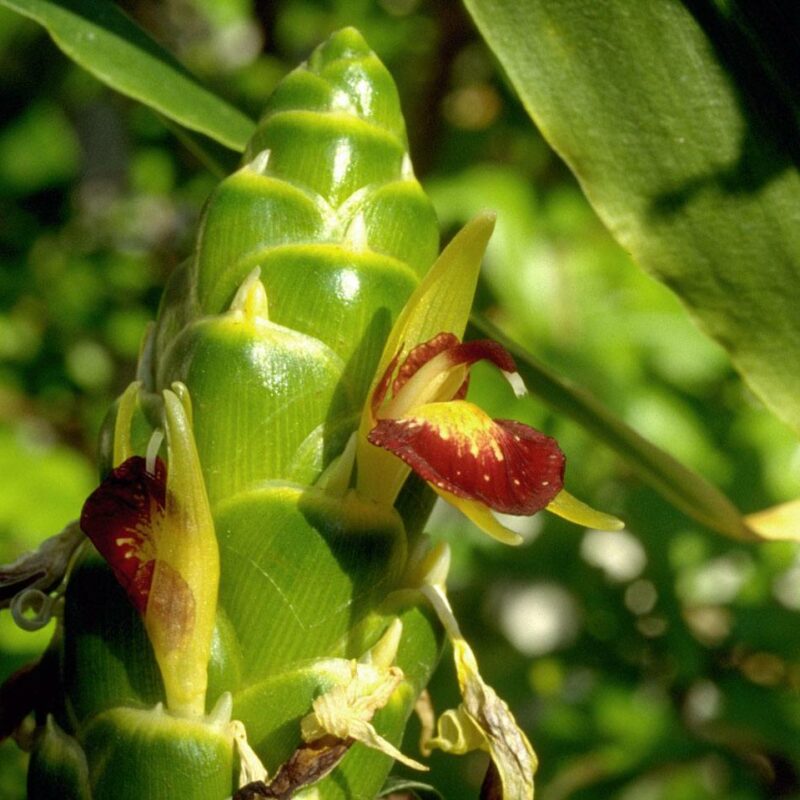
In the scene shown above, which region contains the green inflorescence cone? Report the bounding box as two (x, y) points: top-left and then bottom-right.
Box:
(25, 27), (445, 800)
(8, 22), (601, 798)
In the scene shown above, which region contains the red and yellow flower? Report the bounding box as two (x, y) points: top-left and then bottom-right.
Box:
(80, 385), (218, 718)
(361, 332), (564, 544)
(351, 212), (621, 544)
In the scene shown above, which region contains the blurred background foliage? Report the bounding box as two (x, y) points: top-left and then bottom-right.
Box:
(1, 1), (799, 798)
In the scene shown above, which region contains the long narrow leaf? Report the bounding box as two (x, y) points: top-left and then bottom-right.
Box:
(469, 315), (756, 542)
(1, 0), (255, 151)
(464, 0), (800, 436)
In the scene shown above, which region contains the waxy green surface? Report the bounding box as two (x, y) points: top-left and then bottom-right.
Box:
(82, 706), (235, 800)
(152, 27), (438, 409)
(34, 28), (445, 800)
(157, 315), (354, 503)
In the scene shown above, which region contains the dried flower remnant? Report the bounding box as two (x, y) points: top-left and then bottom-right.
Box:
(416, 542), (538, 800)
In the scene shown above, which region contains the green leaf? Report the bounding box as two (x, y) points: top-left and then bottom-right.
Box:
(469, 315), (755, 542)
(0, 0), (255, 151)
(464, 0), (800, 435)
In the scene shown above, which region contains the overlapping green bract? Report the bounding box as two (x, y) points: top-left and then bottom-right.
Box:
(153, 27), (438, 405)
(31, 29), (443, 800)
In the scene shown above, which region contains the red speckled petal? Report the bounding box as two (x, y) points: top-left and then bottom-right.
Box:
(393, 332), (461, 395)
(368, 401), (564, 515)
(447, 339), (517, 374)
(79, 456), (166, 613)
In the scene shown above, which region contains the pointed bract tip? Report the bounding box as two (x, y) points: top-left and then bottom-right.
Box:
(317, 27), (371, 64)
(365, 618), (403, 669)
(230, 267), (268, 321)
(464, 210), (496, 241)
(162, 387), (191, 439)
(170, 381), (194, 424)
(207, 692), (233, 728)
(246, 148), (270, 175)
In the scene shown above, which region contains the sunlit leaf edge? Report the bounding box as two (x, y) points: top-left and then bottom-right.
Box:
(1, 0), (255, 151)
(463, 0), (800, 437)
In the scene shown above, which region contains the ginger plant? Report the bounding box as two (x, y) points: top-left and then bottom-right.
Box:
(0, 29), (620, 799)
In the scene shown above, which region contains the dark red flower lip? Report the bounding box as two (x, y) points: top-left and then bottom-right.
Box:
(364, 334), (565, 523)
(369, 406), (565, 515)
(79, 455), (166, 614)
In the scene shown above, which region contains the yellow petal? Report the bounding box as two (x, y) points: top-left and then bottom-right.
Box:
(547, 489), (624, 531)
(342, 716), (427, 771)
(230, 719), (269, 787)
(424, 705), (486, 755)
(146, 386), (219, 718)
(746, 499), (800, 542)
(371, 212), (496, 395)
(298, 621), (425, 771)
(454, 638), (537, 799)
(357, 213), (496, 502)
(437, 489), (523, 546)
(299, 661), (426, 771)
